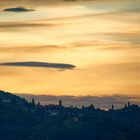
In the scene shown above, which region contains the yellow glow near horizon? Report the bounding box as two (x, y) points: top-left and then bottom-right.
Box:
(0, 0), (140, 96)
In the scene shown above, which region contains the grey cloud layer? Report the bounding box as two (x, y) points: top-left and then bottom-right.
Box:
(0, 22), (54, 30)
(19, 94), (140, 109)
(0, 0), (140, 9)
(0, 0), (92, 8)
(0, 61), (76, 70)
(0, 45), (63, 53)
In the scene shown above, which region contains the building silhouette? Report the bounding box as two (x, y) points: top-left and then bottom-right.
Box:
(111, 105), (114, 110)
(128, 101), (130, 107)
(59, 100), (62, 106)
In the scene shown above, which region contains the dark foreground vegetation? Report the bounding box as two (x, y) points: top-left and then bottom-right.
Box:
(0, 90), (140, 140)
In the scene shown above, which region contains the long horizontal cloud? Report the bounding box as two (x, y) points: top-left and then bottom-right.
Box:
(0, 0), (139, 11)
(0, 61), (76, 70)
(1, 11), (139, 31)
(0, 0), (92, 5)
(18, 94), (140, 109)
(0, 22), (54, 31)
(3, 7), (35, 12)
(0, 45), (63, 53)
(0, 0), (90, 9)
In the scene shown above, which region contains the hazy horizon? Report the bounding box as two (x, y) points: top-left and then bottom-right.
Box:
(18, 93), (140, 109)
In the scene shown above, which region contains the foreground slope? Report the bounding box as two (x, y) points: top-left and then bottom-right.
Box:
(0, 90), (140, 140)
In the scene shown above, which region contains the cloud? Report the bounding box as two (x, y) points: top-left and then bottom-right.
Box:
(0, 22), (50, 28)
(0, 0), (139, 11)
(0, 0), (89, 9)
(18, 94), (140, 109)
(3, 7), (35, 12)
(0, 22), (54, 31)
(0, 45), (64, 53)
(0, 61), (76, 70)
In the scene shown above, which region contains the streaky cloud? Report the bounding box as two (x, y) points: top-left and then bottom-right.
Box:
(0, 61), (76, 70)
(0, 45), (64, 52)
(0, 22), (54, 30)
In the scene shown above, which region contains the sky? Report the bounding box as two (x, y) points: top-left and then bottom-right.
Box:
(0, 0), (140, 99)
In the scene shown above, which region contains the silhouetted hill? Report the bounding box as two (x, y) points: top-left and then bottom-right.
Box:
(0, 90), (140, 140)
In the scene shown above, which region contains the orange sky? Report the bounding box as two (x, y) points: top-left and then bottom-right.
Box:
(0, 0), (140, 96)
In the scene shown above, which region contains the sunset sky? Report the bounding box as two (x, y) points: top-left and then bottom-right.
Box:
(0, 0), (140, 97)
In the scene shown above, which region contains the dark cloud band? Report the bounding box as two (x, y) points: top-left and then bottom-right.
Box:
(3, 7), (35, 12)
(0, 61), (76, 70)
